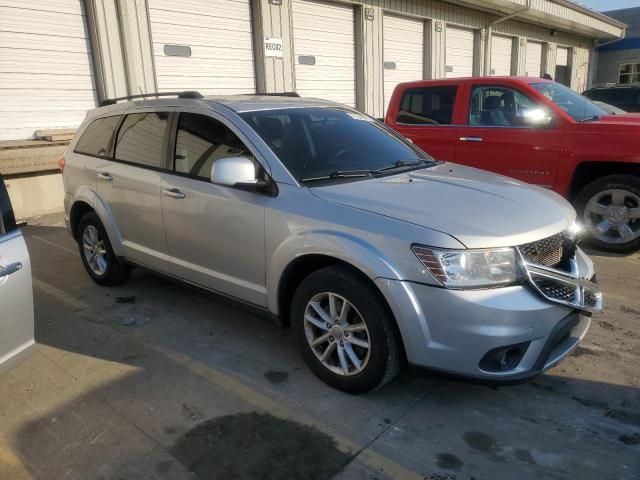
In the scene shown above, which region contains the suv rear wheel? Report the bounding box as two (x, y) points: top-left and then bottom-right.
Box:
(576, 174), (640, 252)
(77, 212), (130, 285)
(291, 265), (401, 393)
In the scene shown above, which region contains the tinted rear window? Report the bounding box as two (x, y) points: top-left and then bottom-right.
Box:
(0, 176), (17, 235)
(397, 86), (457, 125)
(115, 112), (169, 168)
(74, 115), (121, 157)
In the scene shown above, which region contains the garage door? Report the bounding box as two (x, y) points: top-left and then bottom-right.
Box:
(490, 35), (513, 76)
(292, 0), (355, 106)
(148, 0), (255, 95)
(445, 26), (474, 78)
(0, 0), (97, 140)
(383, 15), (424, 113)
(525, 41), (543, 77)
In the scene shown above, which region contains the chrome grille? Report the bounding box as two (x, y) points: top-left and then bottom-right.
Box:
(532, 277), (577, 303)
(519, 233), (564, 267)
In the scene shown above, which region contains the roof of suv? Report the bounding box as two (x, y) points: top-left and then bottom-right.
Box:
(91, 93), (343, 118)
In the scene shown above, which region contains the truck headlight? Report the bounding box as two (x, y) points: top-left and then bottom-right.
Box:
(412, 245), (521, 288)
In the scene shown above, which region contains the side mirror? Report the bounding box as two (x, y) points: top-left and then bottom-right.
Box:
(211, 157), (269, 192)
(516, 108), (553, 127)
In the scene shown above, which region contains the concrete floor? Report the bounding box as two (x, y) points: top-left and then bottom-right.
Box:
(1, 213), (639, 480)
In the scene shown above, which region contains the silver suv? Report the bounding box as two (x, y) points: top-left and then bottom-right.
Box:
(62, 92), (602, 393)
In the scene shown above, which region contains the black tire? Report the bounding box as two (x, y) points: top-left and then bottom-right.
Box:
(76, 211), (130, 286)
(291, 265), (401, 394)
(575, 174), (640, 253)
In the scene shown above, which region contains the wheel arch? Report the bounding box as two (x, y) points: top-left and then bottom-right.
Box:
(569, 162), (640, 200)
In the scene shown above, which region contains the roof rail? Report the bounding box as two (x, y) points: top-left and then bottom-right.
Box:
(100, 91), (203, 107)
(247, 92), (300, 97)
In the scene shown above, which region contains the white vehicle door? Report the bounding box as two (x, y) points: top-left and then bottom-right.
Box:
(0, 177), (34, 375)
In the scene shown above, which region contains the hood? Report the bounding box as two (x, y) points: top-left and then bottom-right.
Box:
(309, 163), (575, 249)
(594, 113), (640, 125)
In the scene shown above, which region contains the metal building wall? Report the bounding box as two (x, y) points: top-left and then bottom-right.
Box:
(85, 0), (603, 119)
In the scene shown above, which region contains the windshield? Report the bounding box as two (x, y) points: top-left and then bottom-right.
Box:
(531, 82), (607, 122)
(240, 107), (432, 182)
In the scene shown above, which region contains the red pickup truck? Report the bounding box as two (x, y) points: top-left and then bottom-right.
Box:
(385, 76), (640, 252)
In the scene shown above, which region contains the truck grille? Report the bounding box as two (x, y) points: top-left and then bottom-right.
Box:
(532, 277), (577, 303)
(519, 233), (564, 267)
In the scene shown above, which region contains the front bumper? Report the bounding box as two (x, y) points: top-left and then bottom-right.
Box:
(375, 248), (597, 381)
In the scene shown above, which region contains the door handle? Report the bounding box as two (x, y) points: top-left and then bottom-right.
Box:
(0, 262), (22, 278)
(97, 172), (113, 181)
(459, 136), (483, 143)
(163, 188), (186, 199)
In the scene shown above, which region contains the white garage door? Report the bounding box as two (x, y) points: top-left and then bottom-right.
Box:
(556, 47), (569, 67)
(292, 0), (355, 106)
(445, 26), (474, 78)
(525, 41), (543, 77)
(383, 14), (424, 113)
(490, 35), (513, 76)
(148, 0), (255, 95)
(0, 0), (97, 141)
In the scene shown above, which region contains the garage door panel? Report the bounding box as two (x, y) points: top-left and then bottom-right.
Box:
(0, 1), (96, 140)
(446, 26), (474, 78)
(491, 35), (513, 76)
(383, 14), (424, 113)
(149, 0), (255, 94)
(292, 0), (355, 107)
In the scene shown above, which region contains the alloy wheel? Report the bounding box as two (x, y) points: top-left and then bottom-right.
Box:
(82, 225), (108, 275)
(303, 292), (371, 376)
(584, 188), (640, 244)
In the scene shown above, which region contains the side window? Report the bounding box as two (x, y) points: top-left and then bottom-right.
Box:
(74, 115), (121, 157)
(115, 112), (169, 168)
(0, 177), (17, 236)
(397, 86), (457, 125)
(469, 86), (535, 127)
(174, 113), (252, 180)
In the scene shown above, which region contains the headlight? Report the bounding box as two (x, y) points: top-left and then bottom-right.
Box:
(412, 245), (521, 288)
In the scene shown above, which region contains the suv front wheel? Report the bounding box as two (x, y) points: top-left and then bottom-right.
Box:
(291, 265), (401, 393)
(77, 211), (130, 286)
(576, 175), (640, 252)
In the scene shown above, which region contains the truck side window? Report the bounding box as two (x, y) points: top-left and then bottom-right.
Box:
(397, 86), (457, 125)
(470, 86), (535, 127)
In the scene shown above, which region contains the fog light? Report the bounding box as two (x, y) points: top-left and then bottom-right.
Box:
(479, 342), (530, 372)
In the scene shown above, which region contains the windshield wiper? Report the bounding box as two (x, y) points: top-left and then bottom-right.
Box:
(374, 159), (430, 173)
(300, 169), (374, 182)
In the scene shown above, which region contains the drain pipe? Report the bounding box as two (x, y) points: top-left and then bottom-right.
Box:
(483, 0), (532, 75)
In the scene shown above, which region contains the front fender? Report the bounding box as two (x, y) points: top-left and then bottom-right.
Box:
(267, 229), (418, 314)
(69, 187), (125, 257)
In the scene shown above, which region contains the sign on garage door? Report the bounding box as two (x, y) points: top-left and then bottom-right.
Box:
(0, 0), (97, 140)
(525, 41), (543, 77)
(148, 0), (256, 95)
(292, 0), (356, 107)
(490, 35), (513, 76)
(383, 14), (424, 113)
(445, 26), (474, 78)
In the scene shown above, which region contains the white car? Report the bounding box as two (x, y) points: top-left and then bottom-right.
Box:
(0, 176), (34, 374)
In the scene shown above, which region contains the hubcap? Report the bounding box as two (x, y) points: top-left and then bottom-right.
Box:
(303, 292), (370, 376)
(82, 225), (108, 275)
(584, 189), (640, 244)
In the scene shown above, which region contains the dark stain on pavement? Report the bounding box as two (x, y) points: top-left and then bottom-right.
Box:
(463, 431), (506, 463)
(264, 370), (289, 384)
(618, 433), (640, 445)
(572, 397), (640, 427)
(181, 403), (205, 422)
(569, 346), (599, 357)
(620, 305), (640, 317)
(514, 448), (536, 464)
(572, 396), (609, 410)
(436, 452), (463, 470)
(171, 412), (350, 480)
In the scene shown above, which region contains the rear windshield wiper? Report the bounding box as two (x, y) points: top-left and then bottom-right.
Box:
(300, 170), (374, 182)
(374, 159), (430, 173)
